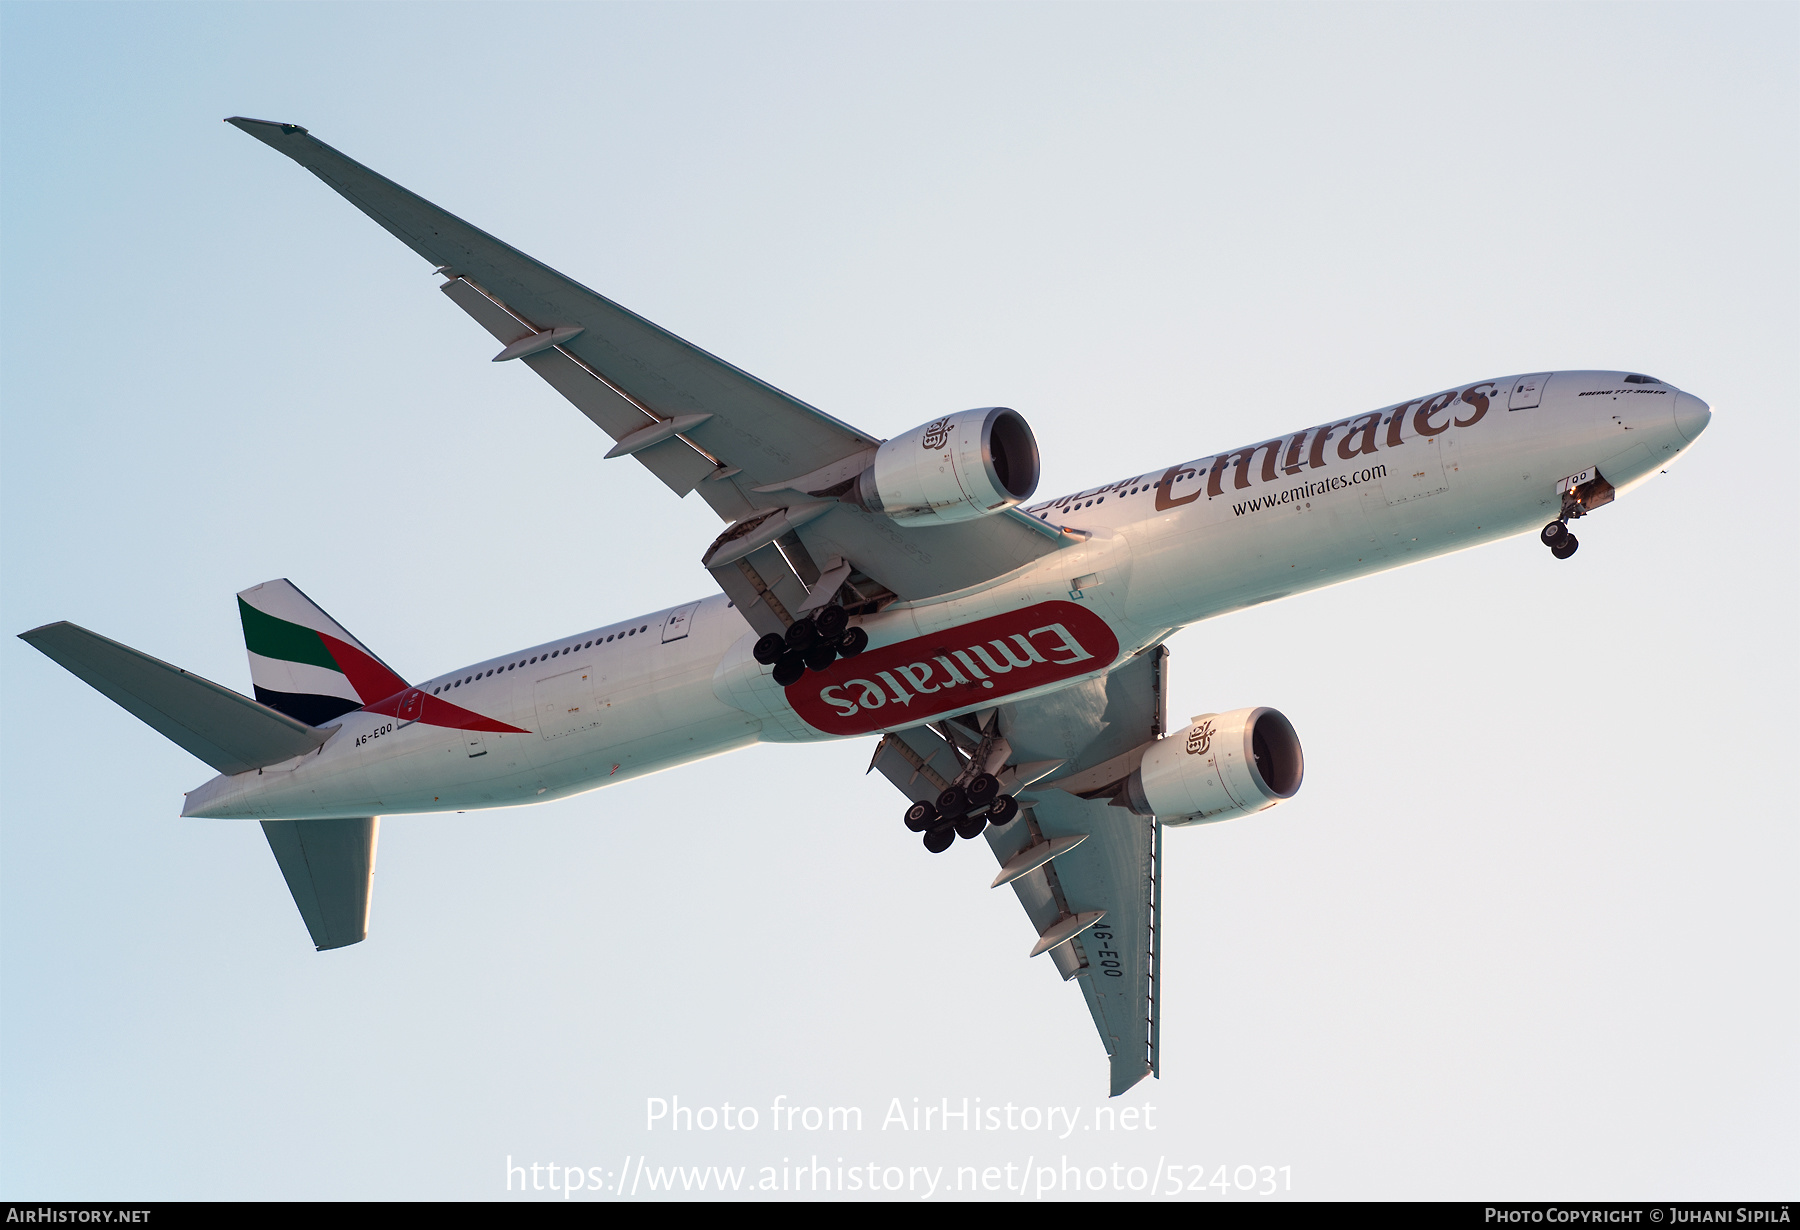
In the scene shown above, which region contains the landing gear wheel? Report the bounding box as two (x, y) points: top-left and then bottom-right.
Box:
(772, 652), (807, 687)
(936, 785), (970, 819)
(923, 825), (956, 854)
(1551, 534), (1580, 559)
(804, 641), (837, 672)
(785, 617), (819, 650)
(814, 605), (849, 640)
(837, 626), (869, 659)
(965, 773), (1000, 809)
(986, 795), (1020, 826)
(904, 799), (939, 832)
(955, 812), (988, 840)
(752, 633), (788, 666)
(1541, 521), (1569, 547)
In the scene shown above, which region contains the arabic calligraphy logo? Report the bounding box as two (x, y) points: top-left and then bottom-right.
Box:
(921, 418), (953, 451)
(1185, 719), (1216, 756)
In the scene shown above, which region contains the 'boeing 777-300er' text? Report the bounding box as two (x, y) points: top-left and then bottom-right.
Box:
(20, 118), (1713, 1095)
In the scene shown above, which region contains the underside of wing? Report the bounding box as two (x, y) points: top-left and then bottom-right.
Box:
(229, 118), (1073, 612)
(867, 646), (1170, 1095)
(227, 117), (876, 505)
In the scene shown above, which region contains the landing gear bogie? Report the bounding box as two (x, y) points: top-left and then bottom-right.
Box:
(903, 799), (939, 832)
(756, 607), (866, 681)
(771, 652), (807, 687)
(923, 825), (957, 854)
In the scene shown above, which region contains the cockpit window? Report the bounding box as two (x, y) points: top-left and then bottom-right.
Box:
(1622, 374), (1660, 384)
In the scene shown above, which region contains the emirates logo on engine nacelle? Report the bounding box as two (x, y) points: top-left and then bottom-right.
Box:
(1185, 719), (1216, 756)
(921, 418), (953, 450)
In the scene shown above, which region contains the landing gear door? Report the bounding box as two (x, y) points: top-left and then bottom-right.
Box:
(1508, 373), (1552, 410)
(662, 602), (700, 644)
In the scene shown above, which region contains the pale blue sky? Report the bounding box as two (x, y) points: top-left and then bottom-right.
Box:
(2, 1), (1794, 1200)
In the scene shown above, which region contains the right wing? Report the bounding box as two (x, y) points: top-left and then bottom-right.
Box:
(228, 118), (1072, 611)
(867, 645), (1168, 1095)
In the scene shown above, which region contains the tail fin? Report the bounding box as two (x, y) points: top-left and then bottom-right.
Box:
(237, 580), (407, 725)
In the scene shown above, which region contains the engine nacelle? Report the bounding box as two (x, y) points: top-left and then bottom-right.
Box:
(1125, 707), (1303, 827)
(858, 407), (1040, 526)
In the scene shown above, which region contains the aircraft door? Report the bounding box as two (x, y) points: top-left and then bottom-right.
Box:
(662, 602), (700, 643)
(396, 688), (425, 727)
(463, 730), (487, 758)
(1508, 373), (1552, 410)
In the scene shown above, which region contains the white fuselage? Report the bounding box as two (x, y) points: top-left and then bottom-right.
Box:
(182, 372), (1709, 822)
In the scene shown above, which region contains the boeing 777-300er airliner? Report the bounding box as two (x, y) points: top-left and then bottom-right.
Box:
(20, 118), (1714, 1096)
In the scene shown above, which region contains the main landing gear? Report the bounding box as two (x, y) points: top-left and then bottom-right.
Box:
(902, 774), (1022, 853)
(1541, 519), (1580, 560)
(752, 604), (868, 686)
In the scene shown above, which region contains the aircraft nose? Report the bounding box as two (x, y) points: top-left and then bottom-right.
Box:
(1673, 391), (1712, 443)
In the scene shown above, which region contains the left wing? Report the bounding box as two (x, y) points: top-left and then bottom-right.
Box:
(868, 646), (1168, 1095)
(227, 118), (1071, 613)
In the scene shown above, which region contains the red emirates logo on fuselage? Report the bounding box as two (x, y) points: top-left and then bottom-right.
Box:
(786, 600), (1121, 736)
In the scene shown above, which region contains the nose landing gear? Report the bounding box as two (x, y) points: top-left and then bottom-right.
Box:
(1541, 467), (1617, 561)
(1541, 519), (1580, 560)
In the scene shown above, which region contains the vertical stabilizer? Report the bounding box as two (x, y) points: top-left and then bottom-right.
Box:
(237, 580), (406, 725)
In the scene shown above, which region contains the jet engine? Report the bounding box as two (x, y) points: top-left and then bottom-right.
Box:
(1123, 707), (1303, 826)
(856, 407), (1040, 526)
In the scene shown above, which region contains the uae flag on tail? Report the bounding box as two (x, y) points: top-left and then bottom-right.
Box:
(237, 579), (407, 726)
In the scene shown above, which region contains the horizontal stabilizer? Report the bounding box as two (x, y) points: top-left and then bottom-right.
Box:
(261, 817), (377, 950)
(19, 622), (333, 775)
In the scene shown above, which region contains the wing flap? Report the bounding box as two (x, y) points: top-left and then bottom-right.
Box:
(1027, 790), (1159, 1095)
